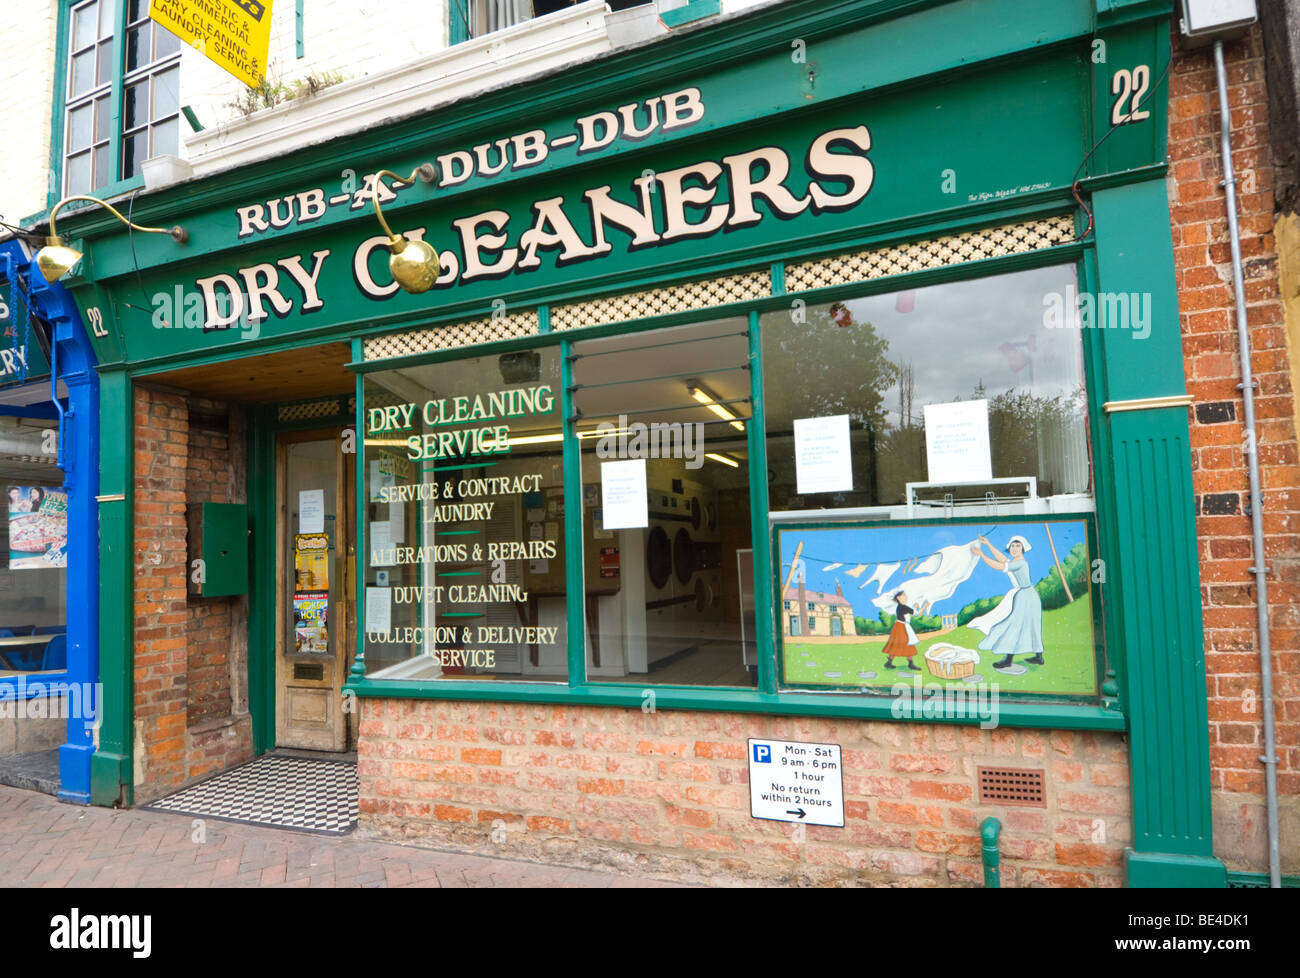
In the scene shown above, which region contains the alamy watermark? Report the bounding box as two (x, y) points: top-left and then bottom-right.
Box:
(0, 679), (101, 733)
(594, 413), (704, 470)
(890, 673), (1000, 729)
(150, 286), (264, 340)
(1043, 285), (1151, 339)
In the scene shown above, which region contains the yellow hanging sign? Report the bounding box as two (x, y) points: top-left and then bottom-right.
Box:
(148, 0), (274, 89)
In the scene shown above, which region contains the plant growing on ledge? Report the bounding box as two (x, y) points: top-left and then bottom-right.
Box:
(228, 70), (348, 117)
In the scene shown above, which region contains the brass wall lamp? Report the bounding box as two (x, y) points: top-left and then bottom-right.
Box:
(35, 194), (188, 283)
(371, 164), (440, 294)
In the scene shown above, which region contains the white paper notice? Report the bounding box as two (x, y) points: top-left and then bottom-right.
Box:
(369, 520), (394, 565)
(365, 586), (391, 634)
(368, 460), (395, 502)
(600, 459), (649, 529)
(794, 414), (853, 495)
(388, 500), (404, 542)
(299, 490), (325, 534)
(923, 399), (993, 483)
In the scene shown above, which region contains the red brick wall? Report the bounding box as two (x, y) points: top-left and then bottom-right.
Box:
(133, 387), (251, 802)
(133, 388), (190, 791)
(186, 403), (235, 724)
(357, 700), (1130, 887)
(1170, 23), (1300, 874)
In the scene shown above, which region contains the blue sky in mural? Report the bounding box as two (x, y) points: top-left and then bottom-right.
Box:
(777, 520), (1088, 621)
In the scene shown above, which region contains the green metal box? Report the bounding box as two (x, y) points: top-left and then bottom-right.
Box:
(187, 502), (249, 597)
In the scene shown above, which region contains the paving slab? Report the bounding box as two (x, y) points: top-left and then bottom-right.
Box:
(0, 785), (689, 888)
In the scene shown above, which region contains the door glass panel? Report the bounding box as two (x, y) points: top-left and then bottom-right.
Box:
(284, 439), (338, 657)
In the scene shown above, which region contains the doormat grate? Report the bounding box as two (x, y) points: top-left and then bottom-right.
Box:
(977, 767), (1046, 807)
(145, 753), (358, 835)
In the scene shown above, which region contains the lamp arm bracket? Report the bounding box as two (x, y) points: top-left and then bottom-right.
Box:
(48, 195), (187, 244)
(371, 166), (436, 245)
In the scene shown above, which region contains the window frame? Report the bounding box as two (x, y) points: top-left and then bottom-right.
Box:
(658, 0), (721, 29)
(49, 0), (183, 208)
(345, 214), (1124, 732)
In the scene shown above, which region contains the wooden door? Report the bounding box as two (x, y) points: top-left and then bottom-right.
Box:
(275, 428), (356, 751)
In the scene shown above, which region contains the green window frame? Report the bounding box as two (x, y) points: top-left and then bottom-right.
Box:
(346, 207), (1123, 733)
(659, 0), (721, 29)
(449, 1), (701, 45)
(49, 0), (182, 208)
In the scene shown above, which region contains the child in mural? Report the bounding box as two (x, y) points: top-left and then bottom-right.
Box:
(969, 533), (1044, 670)
(881, 591), (930, 670)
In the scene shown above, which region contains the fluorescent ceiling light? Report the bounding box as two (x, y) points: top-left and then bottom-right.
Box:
(688, 381), (744, 431)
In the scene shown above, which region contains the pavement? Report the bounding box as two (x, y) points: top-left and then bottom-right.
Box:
(0, 784), (676, 888)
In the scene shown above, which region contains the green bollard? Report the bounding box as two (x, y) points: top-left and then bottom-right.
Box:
(981, 816), (1002, 888)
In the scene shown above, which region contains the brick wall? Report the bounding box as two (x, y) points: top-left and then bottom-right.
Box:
(133, 387), (251, 802)
(356, 700), (1130, 887)
(186, 400), (237, 724)
(1170, 24), (1300, 874)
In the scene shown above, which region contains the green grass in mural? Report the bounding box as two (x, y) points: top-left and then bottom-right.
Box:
(782, 595), (1097, 696)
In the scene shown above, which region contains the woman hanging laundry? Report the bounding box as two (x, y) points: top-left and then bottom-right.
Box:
(881, 591), (930, 670)
(969, 534), (1044, 670)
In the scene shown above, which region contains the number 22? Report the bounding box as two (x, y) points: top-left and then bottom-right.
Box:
(1111, 65), (1152, 125)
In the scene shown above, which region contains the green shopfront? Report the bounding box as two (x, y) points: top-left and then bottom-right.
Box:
(59, 0), (1222, 885)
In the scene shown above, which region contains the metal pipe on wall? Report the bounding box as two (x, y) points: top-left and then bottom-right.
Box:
(1213, 38), (1281, 889)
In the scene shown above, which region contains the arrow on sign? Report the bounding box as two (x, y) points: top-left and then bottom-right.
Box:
(786, 807), (807, 819)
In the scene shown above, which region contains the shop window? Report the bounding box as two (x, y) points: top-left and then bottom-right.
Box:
(572, 318), (755, 688)
(355, 260), (1103, 705)
(764, 264), (1103, 699)
(760, 263), (1092, 517)
(58, 0), (181, 198)
(361, 346), (569, 682)
(0, 420), (68, 675)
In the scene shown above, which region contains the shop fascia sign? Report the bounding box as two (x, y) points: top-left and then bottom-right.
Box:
(189, 86), (875, 330)
(0, 281), (51, 387)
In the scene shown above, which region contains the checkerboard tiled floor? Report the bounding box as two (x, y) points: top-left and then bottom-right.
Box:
(145, 754), (358, 835)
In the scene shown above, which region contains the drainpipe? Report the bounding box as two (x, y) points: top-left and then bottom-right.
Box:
(981, 817), (1001, 888)
(1213, 39), (1281, 889)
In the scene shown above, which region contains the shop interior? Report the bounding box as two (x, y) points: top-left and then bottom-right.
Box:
(0, 414), (69, 677)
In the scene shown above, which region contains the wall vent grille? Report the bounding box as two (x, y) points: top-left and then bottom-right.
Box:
(978, 767), (1046, 807)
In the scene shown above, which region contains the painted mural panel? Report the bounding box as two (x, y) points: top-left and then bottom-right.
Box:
(775, 518), (1100, 698)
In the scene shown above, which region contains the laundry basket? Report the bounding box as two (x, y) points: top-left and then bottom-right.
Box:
(924, 643), (978, 680)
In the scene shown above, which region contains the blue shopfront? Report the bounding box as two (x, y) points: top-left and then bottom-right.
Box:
(0, 237), (99, 803)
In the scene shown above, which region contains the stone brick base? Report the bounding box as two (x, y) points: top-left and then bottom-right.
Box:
(356, 699), (1131, 887)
